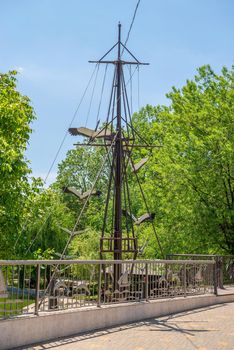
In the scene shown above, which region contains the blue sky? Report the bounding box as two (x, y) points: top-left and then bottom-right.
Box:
(1, 0), (233, 185)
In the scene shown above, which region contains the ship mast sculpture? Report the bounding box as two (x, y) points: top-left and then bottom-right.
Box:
(67, 23), (163, 287)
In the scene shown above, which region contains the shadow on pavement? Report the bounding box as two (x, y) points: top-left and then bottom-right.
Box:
(15, 303), (226, 350)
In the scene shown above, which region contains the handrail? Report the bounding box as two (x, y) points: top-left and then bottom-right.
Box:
(0, 259), (215, 266)
(167, 254), (234, 258)
(0, 258), (216, 319)
(167, 254), (234, 290)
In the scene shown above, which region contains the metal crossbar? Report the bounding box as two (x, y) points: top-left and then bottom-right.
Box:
(0, 259), (215, 265)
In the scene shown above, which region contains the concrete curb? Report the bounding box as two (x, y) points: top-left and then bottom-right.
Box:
(1, 293), (234, 350)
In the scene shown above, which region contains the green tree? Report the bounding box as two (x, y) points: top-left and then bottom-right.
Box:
(40, 65), (234, 259)
(52, 145), (109, 258)
(133, 65), (234, 255)
(0, 71), (37, 258)
(20, 188), (74, 258)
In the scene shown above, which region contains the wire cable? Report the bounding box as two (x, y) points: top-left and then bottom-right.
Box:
(14, 64), (99, 252)
(85, 64), (100, 127)
(96, 64), (108, 127)
(121, 0), (141, 56)
(128, 153), (164, 257)
(137, 65), (140, 110)
(20, 4), (142, 254)
(38, 134), (118, 308)
(44, 63), (98, 184)
(130, 65), (133, 115)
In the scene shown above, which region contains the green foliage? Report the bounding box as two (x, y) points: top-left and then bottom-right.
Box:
(69, 229), (100, 259)
(47, 65), (234, 258)
(0, 71), (37, 258)
(33, 248), (55, 260)
(54, 145), (108, 231)
(132, 65), (234, 255)
(18, 188), (74, 258)
(2, 65), (233, 260)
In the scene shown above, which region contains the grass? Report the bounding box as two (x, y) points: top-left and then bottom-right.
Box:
(0, 294), (34, 318)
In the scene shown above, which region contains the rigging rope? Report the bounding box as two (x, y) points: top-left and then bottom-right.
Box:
(121, 0), (141, 114)
(44, 63), (99, 185)
(121, 0), (141, 56)
(96, 64), (108, 127)
(137, 65), (140, 110)
(14, 63), (99, 252)
(38, 134), (118, 307)
(25, 65), (104, 253)
(128, 153), (164, 257)
(25, 214), (50, 254)
(61, 133), (117, 256)
(109, 65), (138, 121)
(26, 117), (117, 255)
(85, 63), (100, 127)
(19, 4), (143, 255)
(130, 65), (133, 115)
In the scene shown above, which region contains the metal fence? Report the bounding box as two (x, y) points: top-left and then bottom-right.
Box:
(167, 254), (234, 289)
(0, 259), (215, 319)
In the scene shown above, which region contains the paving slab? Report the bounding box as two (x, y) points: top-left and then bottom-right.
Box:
(217, 286), (234, 295)
(18, 302), (234, 350)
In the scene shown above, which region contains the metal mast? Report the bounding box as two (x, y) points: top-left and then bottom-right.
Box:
(114, 23), (123, 262)
(70, 23), (150, 258)
(68, 24), (158, 283)
(85, 23), (149, 263)
(37, 23), (163, 309)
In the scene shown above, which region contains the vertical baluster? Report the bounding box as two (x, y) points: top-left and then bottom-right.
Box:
(10, 265), (14, 315)
(16, 265), (20, 315)
(213, 261), (218, 296)
(22, 265), (25, 314)
(145, 262), (148, 301)
(27, 266), (31, 313)
(98, 262), (102, 307)
(183, 263), (187, 297)
(75, 264), (78, 308)
(4, 266), (8, 318)
(71, 263), (74, 308)
(35, 264), (40, 315)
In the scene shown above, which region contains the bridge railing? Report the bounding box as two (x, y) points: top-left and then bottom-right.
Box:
(166, 254), (234, 289)
(0, 259), (215, 319)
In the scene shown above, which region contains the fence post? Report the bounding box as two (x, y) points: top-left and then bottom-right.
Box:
(213, 262), (218, 296)
(35, 264), (40, 315)
(220, 257), (224, 289)
(183, 264), (187, 297)
(145, 263), (148, 301)
(97, 263), (102, 307)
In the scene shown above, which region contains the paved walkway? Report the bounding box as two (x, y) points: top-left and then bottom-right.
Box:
(21, 303), (234, 350)
(217, 286), (234, 295)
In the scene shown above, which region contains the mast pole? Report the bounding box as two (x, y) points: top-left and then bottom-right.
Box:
(114, 22), (122, 284)
(83, 21), (149, 267)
